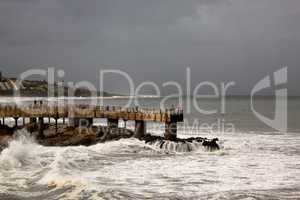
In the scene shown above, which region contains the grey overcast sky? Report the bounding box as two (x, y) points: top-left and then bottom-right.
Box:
(0, 0), (299, 95)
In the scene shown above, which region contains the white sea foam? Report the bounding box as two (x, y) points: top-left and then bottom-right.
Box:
(0, 130), (299, 199)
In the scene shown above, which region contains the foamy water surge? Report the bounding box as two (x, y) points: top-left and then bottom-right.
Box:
(1, 130), (300, 199)
(149, 139), (206, 153)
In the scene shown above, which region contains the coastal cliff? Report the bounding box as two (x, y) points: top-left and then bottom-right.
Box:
(0, 72), (118, 97)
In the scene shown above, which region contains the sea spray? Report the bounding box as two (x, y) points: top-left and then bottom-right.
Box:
(0, 129), (38, 169)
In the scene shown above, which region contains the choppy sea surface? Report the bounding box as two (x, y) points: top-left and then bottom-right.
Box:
(0, 97), (300, 200)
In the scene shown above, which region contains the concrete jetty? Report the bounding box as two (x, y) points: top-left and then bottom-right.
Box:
(0, 102), (184, 141)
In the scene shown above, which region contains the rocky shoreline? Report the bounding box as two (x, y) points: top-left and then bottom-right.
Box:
(0, 124), (14, 151)
(0, 123), (220, 152)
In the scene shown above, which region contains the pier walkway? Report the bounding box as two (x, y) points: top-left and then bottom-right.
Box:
(0, 103), (184, 140)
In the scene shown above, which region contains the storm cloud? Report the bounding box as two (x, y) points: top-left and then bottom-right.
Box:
(0, 0), (299, 95)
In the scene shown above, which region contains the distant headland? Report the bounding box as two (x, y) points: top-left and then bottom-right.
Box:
(0, 71), (119, 97)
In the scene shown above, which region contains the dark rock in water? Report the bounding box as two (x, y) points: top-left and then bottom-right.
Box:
(24, 123), (39, 134)
(0, 124), (14, 136)
(96, 128), (133, 143)
(159, 141), (165, 149)
(142, 134), (220, 152)
(202, 138), (220, 151)
(0, 124), (15, 152)
(34, 125), (134, 147)
(0, 122), (220, 153)
(30, 124), (220, 152)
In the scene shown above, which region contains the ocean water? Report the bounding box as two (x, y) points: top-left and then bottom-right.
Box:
(0, 97), (300, 199)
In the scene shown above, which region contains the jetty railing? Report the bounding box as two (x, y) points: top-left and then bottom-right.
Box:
(0, 104), (183, 123)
